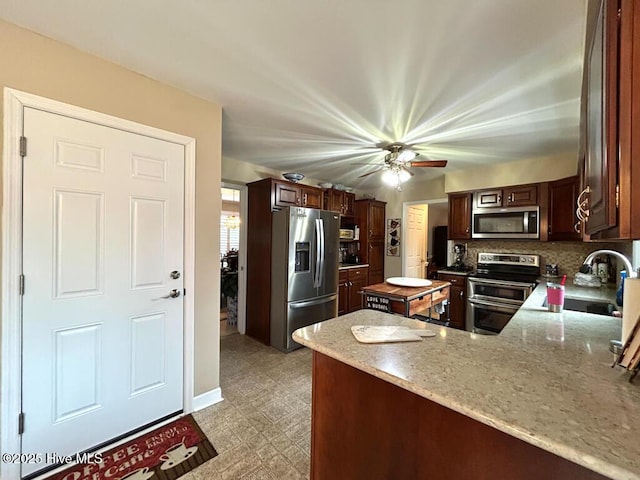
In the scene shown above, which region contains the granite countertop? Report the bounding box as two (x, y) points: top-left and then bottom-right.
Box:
(293, 281), (640, 480)
(339, 263), (369, 269)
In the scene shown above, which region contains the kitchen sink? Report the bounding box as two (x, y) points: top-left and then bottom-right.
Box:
(542, 296), (618, 316)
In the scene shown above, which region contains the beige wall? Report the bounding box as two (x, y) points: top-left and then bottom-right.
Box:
(0, 20), (222, 396)
(223, 155), (325, 188)
(444, 154), (578, 193)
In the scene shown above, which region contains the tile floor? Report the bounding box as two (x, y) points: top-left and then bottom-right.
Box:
(185, 333), (312, 480)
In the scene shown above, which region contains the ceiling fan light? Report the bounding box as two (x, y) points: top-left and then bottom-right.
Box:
(381, 168), (410, 187)
(396, 149), (417, 162)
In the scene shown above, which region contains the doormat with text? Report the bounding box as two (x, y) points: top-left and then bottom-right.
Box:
(43, 415), (217, 480)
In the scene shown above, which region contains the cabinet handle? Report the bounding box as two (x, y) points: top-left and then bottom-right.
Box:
(459, 290), (464, 299)
(497, 195), (502, 203)
(303, 193), (307, 205)
(576, 186), (590, 222)
(508, 194), (514, 203)
(574, 221), (581, 234)
(465, 227), (470, 234)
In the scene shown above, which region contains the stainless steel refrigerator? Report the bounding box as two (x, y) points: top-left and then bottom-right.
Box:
(271, 207), (340, 352)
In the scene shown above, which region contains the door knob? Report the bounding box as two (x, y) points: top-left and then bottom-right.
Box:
(163, 289), (181, 299)
(170, 270), (181, 279)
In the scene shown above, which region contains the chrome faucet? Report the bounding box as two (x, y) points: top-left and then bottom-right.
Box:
(582, 250), (637, 278)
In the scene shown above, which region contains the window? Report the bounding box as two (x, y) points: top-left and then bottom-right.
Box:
(220, 187), (241, 258)
(220, 212), (240, 258)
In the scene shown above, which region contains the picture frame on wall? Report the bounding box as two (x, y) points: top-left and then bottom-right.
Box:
(387, 218), (400, 256)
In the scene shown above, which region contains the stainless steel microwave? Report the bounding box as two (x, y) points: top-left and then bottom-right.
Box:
(472, 206), (539, 239)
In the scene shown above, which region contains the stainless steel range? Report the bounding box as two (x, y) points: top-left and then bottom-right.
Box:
(467, 253), (540, 334)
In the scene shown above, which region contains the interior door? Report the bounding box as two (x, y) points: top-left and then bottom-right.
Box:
(21, 107), (185, 475)
(405, 206), (426, 278)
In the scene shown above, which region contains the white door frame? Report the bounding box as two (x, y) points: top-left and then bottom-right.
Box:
(1, 88), (197, 480)
(221, 181), (248, 334)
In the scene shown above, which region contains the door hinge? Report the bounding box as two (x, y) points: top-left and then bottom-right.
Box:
(18, 412), (25, 434)
(616, 184), (620, 208)
(19, 136), (27, 157)
(183, 288), (186, 296)
(19, 274), (24, 296)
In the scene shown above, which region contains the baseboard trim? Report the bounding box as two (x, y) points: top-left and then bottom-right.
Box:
(192, 387), (223, 411)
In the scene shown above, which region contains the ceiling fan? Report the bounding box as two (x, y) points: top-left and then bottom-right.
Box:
(358, 143), (448, 189)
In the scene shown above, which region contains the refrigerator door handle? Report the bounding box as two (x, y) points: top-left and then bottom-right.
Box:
(289, 294), (338, 309)
(314, 218), (322, 288)
(318, 218), (325, 288)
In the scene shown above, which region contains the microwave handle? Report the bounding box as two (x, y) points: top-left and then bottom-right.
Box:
(523, 212), (529, 232)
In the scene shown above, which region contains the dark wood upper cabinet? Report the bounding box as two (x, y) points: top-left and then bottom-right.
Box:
(548, 176), (582, 241)
(300, 185), (323, 209)
(274, 181), (301, 209)
(582, 0), (640, 240)
(474, 185), (537, 209)
(324, 189), (355, 216)
(504, 185), (538, 207)
(448, 193), (472, 240)
(584, 0), (619, 235)
(270, 179), (324, 210)
(475, 189), (503, 208)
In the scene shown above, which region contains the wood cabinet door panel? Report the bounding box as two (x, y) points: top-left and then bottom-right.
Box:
(348, 274), (368, 313)
(301, 186), (323, 209)
(338, 271), (348, 316)
(368, 242), (385, 284)
(549, 176), (582, 241)
(369, 202), (386, 240)
(343, 192), (355, 217)
(475, 189), (503, 208)
(448, 193), (472, 240)
(505, 185), (538, 206)
(585, 0), (619, 235)
(326, 189), (343, 213)
(438, 273), (467, 330)
(274, 181), (300, 208)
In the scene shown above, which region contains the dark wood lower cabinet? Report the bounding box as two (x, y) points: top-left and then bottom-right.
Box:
(437, 273), (468, 330)
(311, 352), (608, 480)
(338, 267), (368, 315)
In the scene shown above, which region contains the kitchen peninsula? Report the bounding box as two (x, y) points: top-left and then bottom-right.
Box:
(293, 282), (640, 480)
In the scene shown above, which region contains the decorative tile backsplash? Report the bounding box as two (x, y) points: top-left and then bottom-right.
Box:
(461, 240), (633, 280)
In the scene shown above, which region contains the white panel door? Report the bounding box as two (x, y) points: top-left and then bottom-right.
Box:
(405, 206), (426, 278)
(21, 107), (185, 475)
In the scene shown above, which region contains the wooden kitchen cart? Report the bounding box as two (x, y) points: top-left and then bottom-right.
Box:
(361, 280), (450, 323)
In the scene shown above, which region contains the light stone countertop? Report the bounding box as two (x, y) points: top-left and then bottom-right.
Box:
(293, 281), (640, 480)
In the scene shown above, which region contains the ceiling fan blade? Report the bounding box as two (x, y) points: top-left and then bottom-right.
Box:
(409, 160), (448, 168)
(401, 166), (415, 177)
(358, 168), (384, 178)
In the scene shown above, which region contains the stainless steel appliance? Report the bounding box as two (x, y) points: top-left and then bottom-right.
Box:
(472, 206), (539, 239)
(467, 253), (540, 334)
(271, 207), (340, 352)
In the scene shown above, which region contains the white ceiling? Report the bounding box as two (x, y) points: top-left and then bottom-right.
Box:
(1, 0), (587, 188)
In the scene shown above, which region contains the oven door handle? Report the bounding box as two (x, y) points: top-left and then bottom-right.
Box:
(468, 297), (520, 313)
(469, 277), (535, 290)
